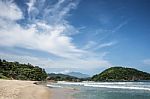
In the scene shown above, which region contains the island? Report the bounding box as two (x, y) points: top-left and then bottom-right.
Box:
(91, 67), (150, 81)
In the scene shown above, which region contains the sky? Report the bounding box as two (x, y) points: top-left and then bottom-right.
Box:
(0, 0), (150, 75)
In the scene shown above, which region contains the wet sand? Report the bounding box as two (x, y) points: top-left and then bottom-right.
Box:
(50, 87), (77, 99)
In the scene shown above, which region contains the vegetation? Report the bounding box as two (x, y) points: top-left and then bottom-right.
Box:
(0, 59), (47, 81)
(47, 73), (82, 82)
(92, 67), (150, 81)
(1, 59), (150, 82)
(47, 73), (90, 82)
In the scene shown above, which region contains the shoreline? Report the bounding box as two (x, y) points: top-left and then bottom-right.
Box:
(50, 87), (77, 99)
(0, 79), (78, 99)
(47, 82), (79, 99)
(0, 79), (50, 99)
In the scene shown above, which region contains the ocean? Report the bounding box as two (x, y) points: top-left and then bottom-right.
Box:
(48, 81), (150, 99)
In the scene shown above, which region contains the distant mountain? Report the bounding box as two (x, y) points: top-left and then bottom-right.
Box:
(47, 73), (81, 82)
(67, 72), (90, 78)
(92, 67), (150, 81)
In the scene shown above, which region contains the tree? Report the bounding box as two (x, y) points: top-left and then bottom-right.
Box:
(0, 59), (47, 81)
(92, 67), (150, 81)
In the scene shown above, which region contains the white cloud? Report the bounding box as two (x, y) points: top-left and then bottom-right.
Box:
(54, 70), (71, 74)
(93, 41), (117, 50)
(0, 21), (84, 58)
(97, 41), (117, 48)
(0, 0), (84, 59)
(26, 0), (36, 14)
(83, 41), (117, 51)
(0, 53), (51, 67)
(143, 59), (150, 65)
(0, 0), (22, 20)
(83, 40), (117, 51)
(83, 41), (97, 50)
(0, 52), (111, 69)
(49, 58), (111, 69)
(0, 0), (113, 70)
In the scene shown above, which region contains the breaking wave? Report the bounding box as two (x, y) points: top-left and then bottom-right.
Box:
(57, 81), (150, 91)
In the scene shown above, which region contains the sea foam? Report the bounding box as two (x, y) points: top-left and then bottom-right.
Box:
(57, 81), (150, 91)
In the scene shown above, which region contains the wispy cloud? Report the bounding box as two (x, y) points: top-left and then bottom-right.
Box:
(83, 40), (117, 51)
(0, 52), (51, 67)
(0, 0), (83, 59)
(89, 20), (127, 51)
(93, 41), (117, 50)
(83, 41), (97, 50)
(0, 0), (112, 70)
(143, 59), (150, 65)
(111, 20), (128, 33)
(0, 52), (111, 69)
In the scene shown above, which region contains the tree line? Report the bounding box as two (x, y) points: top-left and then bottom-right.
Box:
(1, 59), (150, 82)
(0, 59), (47, 81)
(92, 67), (150, 81)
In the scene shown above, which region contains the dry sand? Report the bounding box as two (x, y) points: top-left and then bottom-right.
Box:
(0, 80), (50, 99)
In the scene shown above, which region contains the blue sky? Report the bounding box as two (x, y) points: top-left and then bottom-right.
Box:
(0, 0), (150, 75)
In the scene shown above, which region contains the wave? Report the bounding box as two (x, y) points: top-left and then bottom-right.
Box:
(57, 81), (150, 91)
(47, 84), (63, 88)
(84, 84), (150, 91)
(57, 81), (145, 86)
(57, 81), (84, 85)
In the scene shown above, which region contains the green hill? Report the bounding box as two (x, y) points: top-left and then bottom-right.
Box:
(0, 59), (47, 81)
(92, 67), (150, 81)
(47, 73), (81, 82)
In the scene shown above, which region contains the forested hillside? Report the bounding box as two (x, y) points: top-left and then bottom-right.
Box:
(92, 67), (150, 81)
(0, 59), (47, 81)
(48, 73), (81, 82)
(47, 73), (91, 82)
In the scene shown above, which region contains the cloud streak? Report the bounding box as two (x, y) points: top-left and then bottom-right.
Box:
(0, 0), (113, 70)
(93, 41), (117, 50)
(0, 0), (84, 59)
(143, 59), (150, 65)
(111, 21), (128, 33)
(0, 52), (111, 69)
(83, 41), (117, 51)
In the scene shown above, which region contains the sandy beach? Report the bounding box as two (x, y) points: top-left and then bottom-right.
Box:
(0, 80), (50, 99)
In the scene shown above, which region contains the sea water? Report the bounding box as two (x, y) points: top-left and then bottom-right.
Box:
(48, 81), (150, 99)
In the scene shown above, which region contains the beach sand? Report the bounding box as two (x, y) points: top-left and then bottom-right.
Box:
(0, 80), (50, 99)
